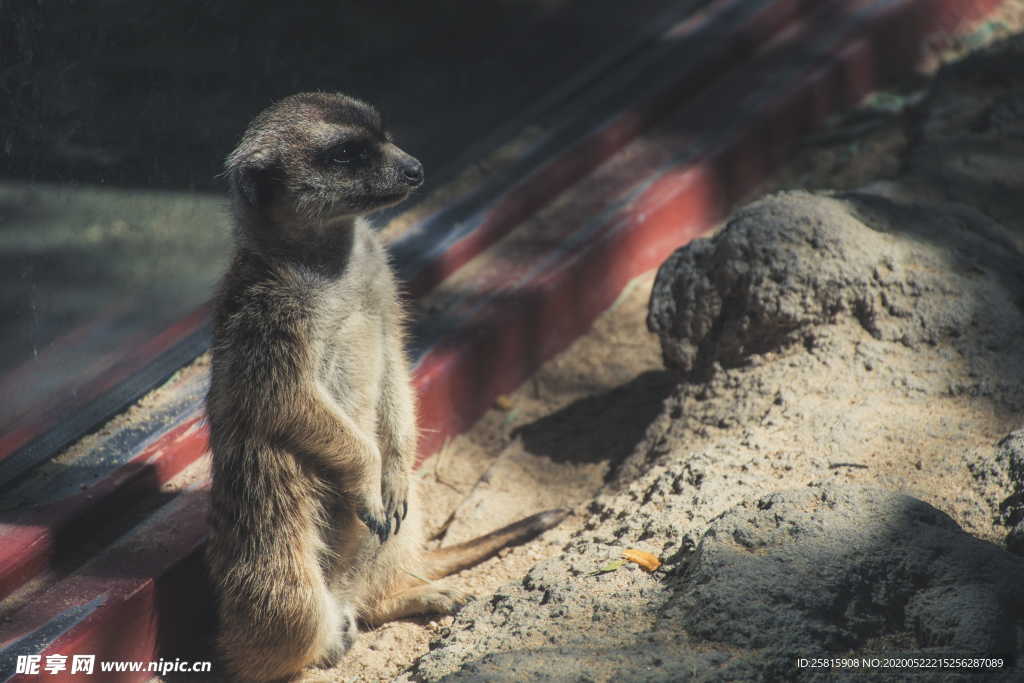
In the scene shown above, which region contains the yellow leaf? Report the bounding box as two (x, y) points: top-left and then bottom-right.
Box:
(495, 395), (513, 411)
(588, 559), (626, 576)
(622, 549), (661, 572)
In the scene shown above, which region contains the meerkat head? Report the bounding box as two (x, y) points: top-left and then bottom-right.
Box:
(225, 92), (424, 230)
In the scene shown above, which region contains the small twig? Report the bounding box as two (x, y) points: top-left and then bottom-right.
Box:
(403, 568), (434, 584)
(429, 459), (499, 542)
(429, 509), (457, 542)
(829, 462), (869, 470)
(429, 439), (469, 492)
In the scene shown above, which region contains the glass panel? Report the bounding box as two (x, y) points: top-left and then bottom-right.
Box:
(0, 0), (683, 475)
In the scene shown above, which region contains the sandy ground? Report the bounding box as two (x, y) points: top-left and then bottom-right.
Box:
(319, 11), (1024, 681)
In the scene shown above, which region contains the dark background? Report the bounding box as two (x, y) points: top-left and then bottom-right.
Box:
(2, 0), (680, 191)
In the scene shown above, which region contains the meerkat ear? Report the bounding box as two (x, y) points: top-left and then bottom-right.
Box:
(228, 151), (280, 209)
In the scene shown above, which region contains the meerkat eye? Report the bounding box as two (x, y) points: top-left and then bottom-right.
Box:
(329, 141), (369, 166)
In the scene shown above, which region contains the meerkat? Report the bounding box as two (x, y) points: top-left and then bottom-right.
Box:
(204, 92), (568, 682)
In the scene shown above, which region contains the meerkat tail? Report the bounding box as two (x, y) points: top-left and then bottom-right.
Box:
(423, 508), (571, 579)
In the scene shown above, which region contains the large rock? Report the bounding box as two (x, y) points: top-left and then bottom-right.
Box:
(647, 188), (1022, 383)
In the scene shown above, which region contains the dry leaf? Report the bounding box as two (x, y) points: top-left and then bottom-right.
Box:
(622, 549), (661, 572)
(588, 559), (626, 576)
(495, 395), (513, 410)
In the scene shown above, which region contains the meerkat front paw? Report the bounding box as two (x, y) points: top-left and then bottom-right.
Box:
(381, 466), (410, 537)
(354, 488), (390, 543)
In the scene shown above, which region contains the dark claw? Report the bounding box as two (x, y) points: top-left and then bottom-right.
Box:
(402, 499), (409, 519)
(393, 509), (402, 536)
(358, 510), (390, 543)
(357, 510), (372, 533)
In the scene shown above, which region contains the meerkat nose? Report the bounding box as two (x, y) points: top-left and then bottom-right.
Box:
(401, 159), (424, 187)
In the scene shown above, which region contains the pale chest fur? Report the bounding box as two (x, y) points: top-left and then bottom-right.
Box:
(312, 220), (397, 434)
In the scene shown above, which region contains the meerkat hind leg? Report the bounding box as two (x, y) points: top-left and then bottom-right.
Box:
(362, 508), (571, 625)
(312, 601), (358, 670)
(365, 582), (471, 625)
